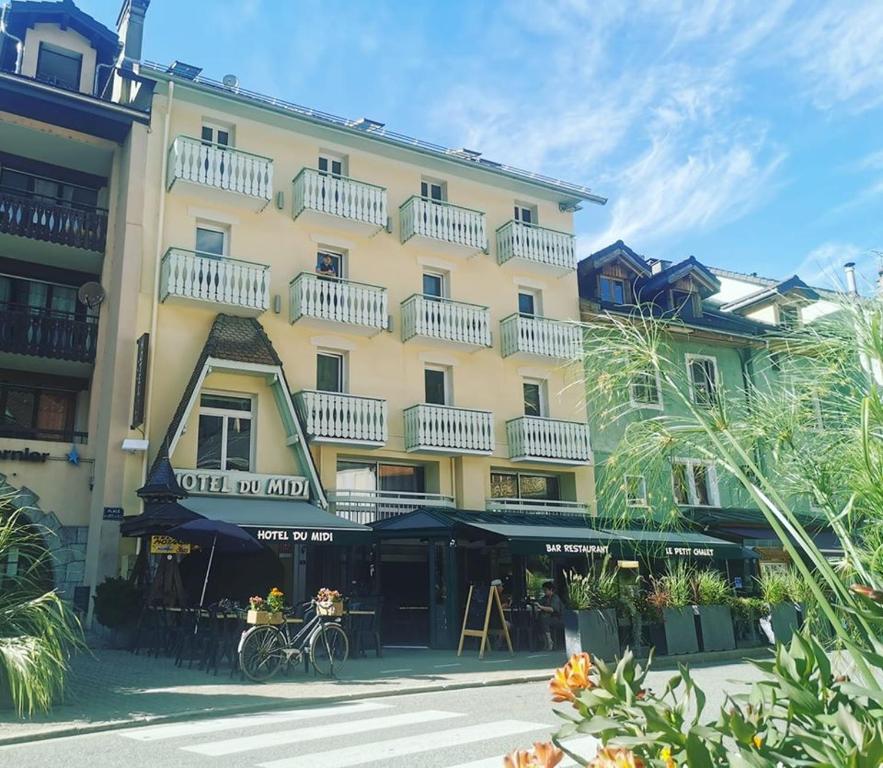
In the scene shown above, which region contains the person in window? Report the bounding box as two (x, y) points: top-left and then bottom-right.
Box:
(316, 253), (339, 278)
(533, 580), (564, 650)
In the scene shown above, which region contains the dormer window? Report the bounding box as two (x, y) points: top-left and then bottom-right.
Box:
(671, 290), (697, 318)
(599, 275), (625, 304)
(778, 305), (800, 328)
(35, 43), (82, 91)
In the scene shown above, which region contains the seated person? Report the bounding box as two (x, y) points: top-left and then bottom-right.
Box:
(533, 580), (564, 650)
(316, 253), (339, 277)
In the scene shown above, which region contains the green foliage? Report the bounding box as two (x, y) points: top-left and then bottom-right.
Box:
(93, 577), (142, 629)
(526, 569), (550, 598)
(0, 501), (85, 716)
(757, 568), (791, 606)
(565, 562), (620, 610)
(693, 568), (734, 606)
(731, 596), (767, 622)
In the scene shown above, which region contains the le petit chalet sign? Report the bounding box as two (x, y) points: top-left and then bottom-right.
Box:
(174, 469), (309, 499)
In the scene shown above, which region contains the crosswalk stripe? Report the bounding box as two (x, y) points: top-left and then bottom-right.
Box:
(185, 710), (463, 757)
(257, 719), (550, 768)
(442, 735), (600, 768)
(118, 701), (392, 742)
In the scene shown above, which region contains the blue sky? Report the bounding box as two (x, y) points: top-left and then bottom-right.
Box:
(84, 0), (883, 289)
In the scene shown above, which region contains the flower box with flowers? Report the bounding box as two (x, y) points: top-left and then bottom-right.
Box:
(315, 587), (343, 617)
(247, 588), (285, 625)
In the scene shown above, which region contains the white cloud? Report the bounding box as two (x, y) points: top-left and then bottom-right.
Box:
(794, 242), (877, 291)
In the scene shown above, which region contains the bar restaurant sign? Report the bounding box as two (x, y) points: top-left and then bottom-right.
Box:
(173, 468), (309, 499)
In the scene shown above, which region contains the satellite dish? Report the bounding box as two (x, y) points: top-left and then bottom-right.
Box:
(222, 73), (239, 89)
(78, 281), (106, 309)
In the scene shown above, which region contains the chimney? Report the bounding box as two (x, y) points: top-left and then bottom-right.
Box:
(844, 262), (858, 296)
(877, 268), (883, 298)
(117, 0), (150, 63)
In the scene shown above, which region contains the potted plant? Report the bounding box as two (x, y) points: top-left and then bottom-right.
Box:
(644, 564), (699, 656)
(563, 566), (620, 661)
(758, 569), (798, 644)
(315, 587), (344, 616)
(246, 587), (285, 625)
(93, 576), (142, 649)
(692, 568), (736, 651)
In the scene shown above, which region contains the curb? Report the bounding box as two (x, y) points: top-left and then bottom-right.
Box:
(0, 646), (772, 747)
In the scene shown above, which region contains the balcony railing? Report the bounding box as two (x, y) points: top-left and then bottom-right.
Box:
(168, 136), (273, 202)
(401, 294), (491, 349)
(404, 403), (494, 454)
(290, 273), (388, 333)
(160, 249), (270, 313)
(0, 188), (107, 252)
(292, 168), (387, 230)
(293, 390), (388, 447)
(500, 314), (581, 360)
(496, 221), (576, 271)
(0, 304), (97, 363)
(507, 416), (591, 464)
(486, 497), (589, 516)
(330, 489), (455, 525)
(400, 196), (487, 254)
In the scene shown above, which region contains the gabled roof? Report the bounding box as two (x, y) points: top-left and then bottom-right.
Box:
(579, 240), (651, 277)
(636, 256), (721, 299)
(720, 275), (821, 313)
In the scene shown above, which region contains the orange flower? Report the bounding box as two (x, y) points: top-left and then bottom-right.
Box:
(586, 747), (645, 768)
(565, 652), (593, 689)
(502, 743), (563, 768)
(550, 666), (576, 703)
(503, 750), (534, 768)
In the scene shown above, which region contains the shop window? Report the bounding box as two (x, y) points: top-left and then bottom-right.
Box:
(671, 459), (718, 507)
(197, 393), (253, 472)
(599, 275), (625, 304)
(625, 475), (648, 507)
(35, 43), (82, 91)
(629, 369), (662, 409)
(316, 351), (345, 393)
(491, 471), (560, 501)
(687, 355), (718, 407)
(0, 382), (77, 442)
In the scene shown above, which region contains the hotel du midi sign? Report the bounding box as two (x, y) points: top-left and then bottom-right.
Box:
(173, 468), (309, 499)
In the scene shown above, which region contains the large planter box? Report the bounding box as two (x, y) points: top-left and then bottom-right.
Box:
(770, 603), (799, 645)
(734, 618), (764, 648)
(660, 607), (699, 656)
(564, 609), (619, 662)
(247, 610), (284, 625)
(696, 605), (736, 652)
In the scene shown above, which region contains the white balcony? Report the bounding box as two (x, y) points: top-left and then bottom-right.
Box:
(330, 489), (455, 525)
(400, 196), (487, 256)
(401, 294), (491, 351)
(293, 390), (388, 447)
(507, 417), (591, 465)
(500, 314), (581, 361)
(167, 136), (273, 210)
(496, 221), (576, 274)
(292, 168), (388, 234)
(160, 249), (270, 315)
(486, 497), (589, 516)
(404, 404), (494, 455)
(290, 273), (388, 336)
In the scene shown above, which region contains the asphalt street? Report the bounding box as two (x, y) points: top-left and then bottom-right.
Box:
(0, 660), (760, 768)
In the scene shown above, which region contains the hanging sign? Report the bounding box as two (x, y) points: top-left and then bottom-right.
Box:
(173, 469), (309, 499)
(150, 535), (191, 555)
(131, 333), (149, 429)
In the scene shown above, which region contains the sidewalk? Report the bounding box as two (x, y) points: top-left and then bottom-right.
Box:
(0, 643), (770, 746)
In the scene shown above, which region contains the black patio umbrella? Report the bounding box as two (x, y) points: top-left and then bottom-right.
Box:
(167, 518), (263, 608)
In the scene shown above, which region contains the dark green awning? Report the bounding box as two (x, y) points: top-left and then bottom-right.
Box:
(467, 520), (613, 556)
(604, 527), (757, 560)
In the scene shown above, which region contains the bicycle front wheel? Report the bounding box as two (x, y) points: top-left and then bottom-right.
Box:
(309, 622), (349, 677)
(239, 625), (285, 682)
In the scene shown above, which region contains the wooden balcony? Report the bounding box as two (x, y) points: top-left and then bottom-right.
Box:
(500, 314), (581, 361)
(289, 273), (388, 336)
(400, 196), (487, 256)
(0, 304), (97, 363)
(401, 294), (491, 351)
(0, 188), (107, 253)
(330, 489), (454, 525)
(496, 221), (576, 274)
(404, 403), (494, 455)
(506, 417), (591, 465)
(160, 249), (270, 315)
(167, 136), (273, 210)
(293, 390), (388, 447)
(292, 168), (388, 233)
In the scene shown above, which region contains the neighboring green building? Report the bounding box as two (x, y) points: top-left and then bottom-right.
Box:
(578, 241), (832, 568)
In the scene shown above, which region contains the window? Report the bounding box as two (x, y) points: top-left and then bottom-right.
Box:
(518, 289), (540, 317)
(599, 275), (625, 304)
(35, 43), (82, 91)
(671, 459), (718, 507)
(420, 179), (445, 202)
(514, 204), (536, 226)
(672, 290), (696, 318)
(336, 460), (425, 494)
(0, 168), (98, 209)
(195, 223), (228, 257)
(424, 366), (449, 405)
(522, 379), (547, 417)
(687, 355), (718, 407)
(197, 394), (253, 472)
(630, 369), (662, 408)
(625, 475), (648, 507)
(422, 271), (446, 299)
(318, 154), (345, 177)
(201, 123), (231, 147)
(316, 249), (343, 278)
(316, 352), (345, 393)
(778, 305), (800, 328)
(0, 382), (77, 442)
(491, 472), (560, 501)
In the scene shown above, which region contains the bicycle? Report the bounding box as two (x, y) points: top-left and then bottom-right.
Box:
(237, 600), (349, 682)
